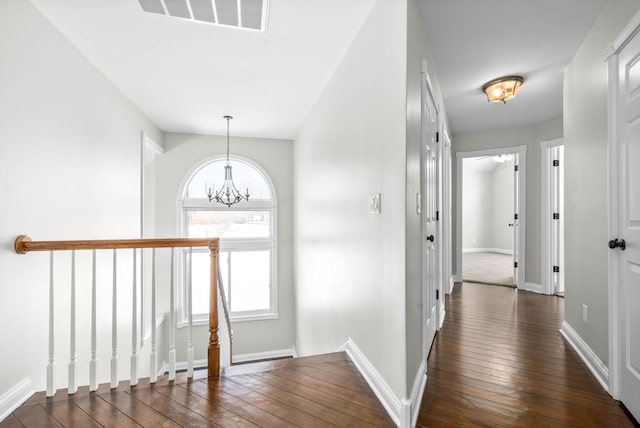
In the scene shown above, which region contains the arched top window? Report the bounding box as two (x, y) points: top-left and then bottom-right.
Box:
(179, 157), (277, 322)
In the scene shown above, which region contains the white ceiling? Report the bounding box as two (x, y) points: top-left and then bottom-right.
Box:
(420, 0), (607, 134)
(29, 0), (607, 139)
(29, 0), (377, 139)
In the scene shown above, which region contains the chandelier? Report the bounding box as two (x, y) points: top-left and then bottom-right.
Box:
(206, 115), (250, 207)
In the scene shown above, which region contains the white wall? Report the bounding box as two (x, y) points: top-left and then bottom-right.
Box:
(294, 0), (409, 399)
(452, 116), (563, 286)
(563, 0), (640, 366)
(462, 169), (493, 249)
(154, 132), (295, 358)
(0, 0), (162, 397)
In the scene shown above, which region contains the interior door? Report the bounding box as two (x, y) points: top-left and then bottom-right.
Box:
(421, 65), (439, 354)
(614, 28), (640, 422)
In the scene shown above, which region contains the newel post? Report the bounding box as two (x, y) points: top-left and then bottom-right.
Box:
(208, 240), (220, 378)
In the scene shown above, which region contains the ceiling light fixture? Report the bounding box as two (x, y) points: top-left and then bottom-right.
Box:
(206, 115), (250, 207)
(482, 76), (524, 103)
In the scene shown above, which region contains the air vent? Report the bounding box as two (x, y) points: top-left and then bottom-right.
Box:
(138, 0), (269, 31)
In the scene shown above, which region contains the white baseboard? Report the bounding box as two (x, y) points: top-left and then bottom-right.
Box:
(159, 358), (208, 375)
(0, 378), (33, 422)
(452, 274), (462, 283)
(409, 358), (427, 428)
(520, 282), (543, 294)
(559, 321), (609, 392)
(463, 247), (513, 255)
(339, 338), (403, 426)
(232, 347), (297, 364)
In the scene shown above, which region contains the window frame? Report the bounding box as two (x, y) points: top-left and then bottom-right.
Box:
(177, 155), (278, 325)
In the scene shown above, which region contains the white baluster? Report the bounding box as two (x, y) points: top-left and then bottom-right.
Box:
(168, 248), (176, 380)
(131, 248), (138, 386)
(187, 247), (194, 378)
(150, 248), (157, 383)
(68, 250), (77, 394)
(46, 251), (55, 397)
(89, 249), (97, 391)
(111, 249), (118, 389)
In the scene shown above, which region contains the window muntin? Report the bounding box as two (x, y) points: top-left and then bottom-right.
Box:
(180, 157), (276, 323)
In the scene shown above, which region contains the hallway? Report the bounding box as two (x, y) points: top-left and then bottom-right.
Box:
(418, 282), (637, 427)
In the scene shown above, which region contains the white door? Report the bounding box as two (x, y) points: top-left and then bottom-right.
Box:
(551, 145), (565, 294)
(421, 63), (439, 354)
(612, 26), (640, 422)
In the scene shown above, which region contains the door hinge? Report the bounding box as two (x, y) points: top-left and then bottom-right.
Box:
(553, 159), (560, 167)
(436, 210), (439, 221)
(514, 165), (519, 172)
(553, 213), (560, 220)
(553, 266), (560, 273)
(436, 132), (440, 143)
(436, 289), (439, 300)
(514, 213), (519, 220)
(514, 262), (518, 268)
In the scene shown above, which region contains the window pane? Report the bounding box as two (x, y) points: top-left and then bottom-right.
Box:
(187, 210), (270, 238)
(190, 251), (210, 315)
(189, 250), (269, 315)
(186, 160), (272, 200)
(229, 251), (270, 312)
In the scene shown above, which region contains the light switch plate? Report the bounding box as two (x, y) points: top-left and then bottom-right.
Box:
(370, 193), (381, 214)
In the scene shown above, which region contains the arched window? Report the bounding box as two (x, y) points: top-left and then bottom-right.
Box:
(180, 157), (277, 322)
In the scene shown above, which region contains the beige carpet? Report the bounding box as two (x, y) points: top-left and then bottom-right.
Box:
(463, 251), (514, 286)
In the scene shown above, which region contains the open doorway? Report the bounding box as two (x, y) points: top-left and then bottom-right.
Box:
(456, 146), (526, 289)
(462, 155), (515, 286)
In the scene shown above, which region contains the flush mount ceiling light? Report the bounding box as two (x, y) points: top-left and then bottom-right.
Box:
(482, 76), (524, 103)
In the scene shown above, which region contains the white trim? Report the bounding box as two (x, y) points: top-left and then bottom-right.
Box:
(232, 347), (297, 364)
(452, 274), (462, 283)
(339, 338), (403, 427)
(409, 358), (427, 428)
(0, 379), (33, 422)
(160, 359), (208, 375)
(605, 9), (640, 59)
(456, 146), (527, 288)
(463, 247), (513, 255)
(521, 282), (544, 294)
(560, 321), (610, 392)
(540, 138), (564, 296)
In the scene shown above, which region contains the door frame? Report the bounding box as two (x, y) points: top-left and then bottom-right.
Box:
(605, 9), (640, 400)
(441, 129), (453, 296)
(541, 138), (564, 295)
(455, 146), (527, 289)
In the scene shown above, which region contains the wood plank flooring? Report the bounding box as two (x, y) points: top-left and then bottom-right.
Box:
(417, 281), (639, 428)
(4, 281), (639, 427)
(1, 352), (394, 427)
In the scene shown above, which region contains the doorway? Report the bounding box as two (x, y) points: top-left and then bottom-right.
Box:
(455, 146), (526, 289)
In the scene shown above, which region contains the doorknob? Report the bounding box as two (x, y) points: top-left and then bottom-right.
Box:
(608, 238), (626, 250)
(426, 235), (434, 242)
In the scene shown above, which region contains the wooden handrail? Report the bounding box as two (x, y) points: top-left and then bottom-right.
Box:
(14, 234), (222, 381)
(14, 234), (217, 253)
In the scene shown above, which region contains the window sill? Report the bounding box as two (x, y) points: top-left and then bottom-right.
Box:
(176, 312), (278, 328)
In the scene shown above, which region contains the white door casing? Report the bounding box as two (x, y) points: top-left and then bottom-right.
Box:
(441, 130), (453, 295)
(455, 146), (527, 288)
(607, 13), (640, 421)
(421, 60), (439, 355)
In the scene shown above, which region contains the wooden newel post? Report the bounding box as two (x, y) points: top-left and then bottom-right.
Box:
(208, 241), (220, 378)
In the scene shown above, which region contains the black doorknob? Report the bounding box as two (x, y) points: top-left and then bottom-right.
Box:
(608, 238), (626, 250)
(426, 235), (434, 242)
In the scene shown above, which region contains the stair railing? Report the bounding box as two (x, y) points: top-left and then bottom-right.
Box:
(14, 235), (227, 396)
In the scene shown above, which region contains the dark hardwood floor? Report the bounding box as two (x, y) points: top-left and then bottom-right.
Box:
(4, 281), (639, 427)
(417, 281), (639, 428)
(1, 352), (394, 427)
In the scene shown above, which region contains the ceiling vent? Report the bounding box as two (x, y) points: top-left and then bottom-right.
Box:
(138, 0), (269, 32)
